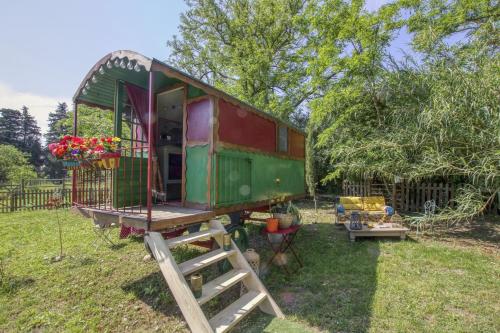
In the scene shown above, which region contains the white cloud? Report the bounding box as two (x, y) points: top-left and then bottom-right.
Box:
(0, 82), (71, 136)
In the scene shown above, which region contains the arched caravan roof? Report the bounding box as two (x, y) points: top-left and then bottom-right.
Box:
(73, 50), (305, 134)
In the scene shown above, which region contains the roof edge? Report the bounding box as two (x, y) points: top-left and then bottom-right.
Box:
(72, 50), (152, 102)
(73, 50), (305, 135)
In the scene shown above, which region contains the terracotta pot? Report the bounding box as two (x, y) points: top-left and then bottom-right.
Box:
(266, 217), (279, 232)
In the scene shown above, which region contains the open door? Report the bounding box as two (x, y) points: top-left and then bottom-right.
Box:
(156, 87), (184, 203)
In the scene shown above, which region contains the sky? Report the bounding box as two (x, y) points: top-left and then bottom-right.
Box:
(0, 0), (406, 135)
(0, 0), (188, 134)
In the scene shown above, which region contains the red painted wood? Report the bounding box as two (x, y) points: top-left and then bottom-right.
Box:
(289, 129), (305, 158)
(147, 71), (154, 226)
(218, 99), (276, 152)
(186, 98), (212, 142)
(72, 103), (78, 204)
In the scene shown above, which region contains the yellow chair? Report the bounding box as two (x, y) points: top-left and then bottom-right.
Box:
(335, 196), (392, 224)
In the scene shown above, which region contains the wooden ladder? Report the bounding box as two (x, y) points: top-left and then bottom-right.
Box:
(145, 219), (284, 333)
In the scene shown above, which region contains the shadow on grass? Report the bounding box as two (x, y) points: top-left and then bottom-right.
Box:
(0, 276), (35, 295)
(121, 271), (182, 317)
(245, 221), (380, 333)
(121, 206), (382, 332)
(121, 245), (207, 319)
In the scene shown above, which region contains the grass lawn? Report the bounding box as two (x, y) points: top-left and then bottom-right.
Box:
(0, 200), (498, 332)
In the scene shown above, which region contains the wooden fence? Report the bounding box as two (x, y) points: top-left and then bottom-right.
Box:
(342, 180), (456, 213)
(0, 178), (72, 213)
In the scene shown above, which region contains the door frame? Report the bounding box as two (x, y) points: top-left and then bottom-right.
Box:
(155, 84), (187, 205)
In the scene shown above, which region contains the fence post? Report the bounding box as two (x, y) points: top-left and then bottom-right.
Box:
(10, 192), (15, 212)
(392, 182), (396, 210)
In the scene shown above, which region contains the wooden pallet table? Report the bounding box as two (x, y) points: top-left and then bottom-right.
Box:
(344, 222), (408, 242)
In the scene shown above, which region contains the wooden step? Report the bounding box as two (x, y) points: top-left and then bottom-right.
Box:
(179, 249), (235, 276)
(209, 291), (267, 333)
(166, 229), (223, 249)
(197, 269), (250, 305)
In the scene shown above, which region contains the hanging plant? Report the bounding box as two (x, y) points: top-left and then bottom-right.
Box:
(48, 135), (122, 170)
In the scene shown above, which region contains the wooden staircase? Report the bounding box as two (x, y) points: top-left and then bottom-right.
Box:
(145, 219), (284, 333)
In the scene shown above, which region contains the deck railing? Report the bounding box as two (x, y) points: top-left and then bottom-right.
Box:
(74, 145), (150, 215)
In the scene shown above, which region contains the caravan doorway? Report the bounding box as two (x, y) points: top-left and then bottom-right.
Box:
(156, 88), (184, 202)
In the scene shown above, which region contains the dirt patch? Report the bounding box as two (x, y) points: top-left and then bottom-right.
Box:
(278, 287), (313, 312)
(414, 218), (500, 255)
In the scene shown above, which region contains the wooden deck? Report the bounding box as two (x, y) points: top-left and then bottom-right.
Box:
(78, 205), (216, 231)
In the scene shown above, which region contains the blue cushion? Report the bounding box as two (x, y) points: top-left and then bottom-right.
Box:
(336, 204), (345, 214)
(384, 206), (394, 216)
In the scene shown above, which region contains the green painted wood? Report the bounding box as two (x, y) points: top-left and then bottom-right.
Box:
(155, 72), (181, 90)
(114, 81), (124, 142)
(188, 85), (206, 99)
(77, 65), (149, 107)
(186, 145), (209, 204)
(79, 70), (184, 109)
(111, 80), (149, 208)
(216, 154), (252, 205)
(214, 148), (305, 207)
(113, 157), (148, 208)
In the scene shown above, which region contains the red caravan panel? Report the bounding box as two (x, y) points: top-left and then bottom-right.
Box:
(289, 129), (305, 158)
(218, 99), (276, 153)
(187, 98), (212, 142)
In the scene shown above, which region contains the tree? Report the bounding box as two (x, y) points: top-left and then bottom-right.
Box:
(167, 0), (312, 121)
(20, 106), (43, 169)
(309, 0), (499, 221)
(44, 102), (70, 178)
(307, 0), (397, 181)
(0, 107), (42, 170)
(61, 104), (114, 138)
(0, 145), (37, 183)
(45, 102), (70, 145)
(399, 0), (499, 54)
(0, 109), (22, 147)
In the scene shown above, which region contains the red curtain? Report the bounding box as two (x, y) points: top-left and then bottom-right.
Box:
(125, 83), (156, 153)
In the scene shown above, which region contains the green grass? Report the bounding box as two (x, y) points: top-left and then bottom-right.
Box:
(0, 200), (498, 332)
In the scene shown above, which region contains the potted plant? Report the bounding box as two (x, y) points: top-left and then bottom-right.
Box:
(287, 201), (302, 225)
(270, 200), (301, 229)
(89, 137), (122, 169)
(48, 135), (122, 170)
(48, 135), (88, 168)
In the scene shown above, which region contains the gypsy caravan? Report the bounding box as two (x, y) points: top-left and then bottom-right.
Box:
(70, 50), (305, 333)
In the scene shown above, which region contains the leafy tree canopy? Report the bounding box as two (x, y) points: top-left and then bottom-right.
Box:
(307, 0), (499, 219)
(0, 145), (37, 183)
(0, 107), (42, 170)
(60, 104), (114, 138)
(168, 0), (312, 121)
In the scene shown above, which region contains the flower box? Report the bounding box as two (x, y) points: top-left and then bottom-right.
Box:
(93, 152), (121, 170)
(62, 160), (80, 170)
(48, 136), (122, 170)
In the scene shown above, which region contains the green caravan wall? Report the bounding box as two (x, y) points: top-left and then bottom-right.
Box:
(213, 149), (305, 207)
(185, 145), (209, 204)
(113, 157), (148, 208)
(188, 85), (206, 99)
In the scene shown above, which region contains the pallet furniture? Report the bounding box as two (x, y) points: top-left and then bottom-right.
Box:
(344, 222), (408, 242)
(334, 196), (393, 224)
(145, 219), (284, 333)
